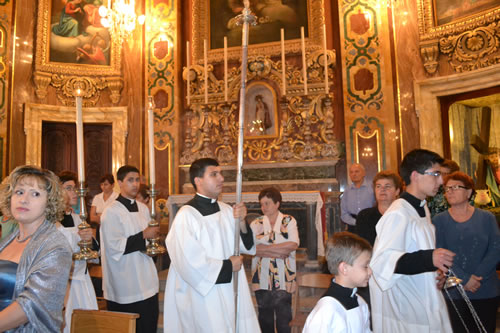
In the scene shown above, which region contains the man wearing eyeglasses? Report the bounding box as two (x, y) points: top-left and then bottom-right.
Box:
(369, 149), (455, 333)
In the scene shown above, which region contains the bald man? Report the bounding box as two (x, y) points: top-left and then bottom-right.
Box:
(340, 163), (375, 232)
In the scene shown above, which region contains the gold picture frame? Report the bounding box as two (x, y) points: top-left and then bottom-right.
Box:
(35, 0), (122, 76)
(417, 0), (500, 41)
(192, 0), (325, 63)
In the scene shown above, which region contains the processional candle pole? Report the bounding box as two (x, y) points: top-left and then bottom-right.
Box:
(73, 88), (98, 261)
(145, 96), (166, 257)
(233, 1), (256, 331)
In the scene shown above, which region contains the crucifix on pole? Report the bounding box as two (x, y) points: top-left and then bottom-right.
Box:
(470, 106), (492, 189)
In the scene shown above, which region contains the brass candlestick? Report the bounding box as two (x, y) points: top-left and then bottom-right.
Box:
(73, 182), (99, 261)
(299, 96), (316, 160)
(145, 184), (166, 257)
(278, 96), (293, 160)
(197, 104), (214, 159)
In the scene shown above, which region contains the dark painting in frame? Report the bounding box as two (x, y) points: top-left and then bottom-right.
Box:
(433, 0), (499, 26)
(192, 0), (325, 62)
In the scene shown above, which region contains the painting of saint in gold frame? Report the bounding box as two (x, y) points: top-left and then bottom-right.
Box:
(35, 0), (121, 76)
(244, 81), (279, 139)
(192, 0), (325, 62)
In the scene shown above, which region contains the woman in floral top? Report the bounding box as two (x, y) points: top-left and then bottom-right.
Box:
(250, 187), (300, 333)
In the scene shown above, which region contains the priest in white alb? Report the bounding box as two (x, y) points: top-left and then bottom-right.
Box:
(164, 158), (260, 333)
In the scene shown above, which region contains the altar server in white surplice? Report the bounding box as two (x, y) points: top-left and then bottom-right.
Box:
(101, 165), (160, 333)
(164, 158), (260, 333)
(57, 171), (98, 333)
(369, 149), (455, 333)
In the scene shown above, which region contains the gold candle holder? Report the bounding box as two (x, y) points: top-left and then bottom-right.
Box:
(73, 182), (99, 261)
(144, 184), (166, 257)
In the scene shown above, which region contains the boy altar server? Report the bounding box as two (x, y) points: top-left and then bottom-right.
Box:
(100, 165), (160, 333)
(164, 158), (260, 333)
(369, 149), (455, 332)
(303, 232), (372, 332)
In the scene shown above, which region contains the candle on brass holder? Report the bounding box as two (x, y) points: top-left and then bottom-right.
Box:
(73, 88), (98, 261)
(145, 96), (166, 257)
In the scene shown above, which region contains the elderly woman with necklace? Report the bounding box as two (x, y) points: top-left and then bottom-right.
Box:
(0, 166), (72, 332)
(432, 171), (500, 333)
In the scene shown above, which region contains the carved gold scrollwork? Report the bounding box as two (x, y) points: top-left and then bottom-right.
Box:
(439, 22), (500, 72)
(179, 52), (341, 164)
(51, 75), (108, 106)
(33, 72), (52, 100)
(34, 72), (123, 106)
(419, 40), (439, 74)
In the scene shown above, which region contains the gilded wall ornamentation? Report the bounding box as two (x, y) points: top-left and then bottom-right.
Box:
(439, 22), (500, 72)
(0, 0), (12, 177)
(180, 54), (340, 165)
(417, 0), (500, 73)
(146, 0), (177, 194)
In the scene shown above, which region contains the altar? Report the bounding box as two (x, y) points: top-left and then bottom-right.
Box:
(167, 191), (326, 263)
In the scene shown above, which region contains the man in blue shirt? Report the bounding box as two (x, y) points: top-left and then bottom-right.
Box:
(340, 163), (375, 232)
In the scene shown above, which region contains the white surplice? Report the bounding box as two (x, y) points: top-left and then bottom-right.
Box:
(57, 214), (98, 333)
(369, 199), (452, 333)
(100, 200), (159, 304)
(164, 201), (260, 333)
(302, 295), (371, 333)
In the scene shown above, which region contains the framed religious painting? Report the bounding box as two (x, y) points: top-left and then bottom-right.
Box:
(433, 0), (499, 26)
(35, 0), (121, 76)
(417, 0), (500, 40)
(192, 0), (325, 62)
(244, 81), (279, 139)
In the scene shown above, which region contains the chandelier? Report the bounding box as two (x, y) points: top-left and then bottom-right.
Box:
(99, 0), (145, 44)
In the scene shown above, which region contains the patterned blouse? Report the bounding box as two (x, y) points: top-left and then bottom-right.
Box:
(250, 212), (300, 293)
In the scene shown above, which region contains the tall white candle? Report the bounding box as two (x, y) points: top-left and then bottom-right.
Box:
(148, 96), (156, 185)
(281, 28), (286, 96)
(301, 26), (308, 95)
(186, 41), (191, 106)
(323, 24), (329, 94)
(224, 36), (228, 102)
(204, 39), (208, 104)
(75, 91), (85, 182)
